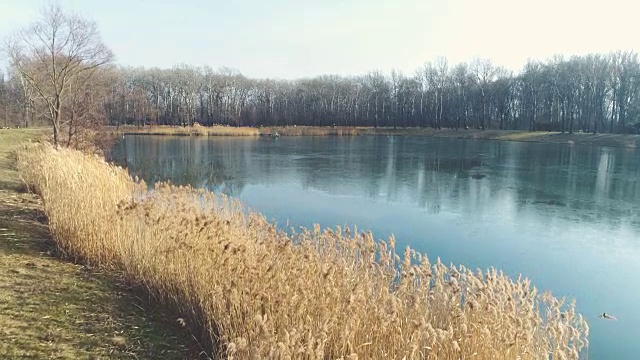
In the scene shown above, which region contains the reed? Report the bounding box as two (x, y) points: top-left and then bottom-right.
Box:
(17, 143), (588, 359)
(272, 126), (360, 136)
(120, 124), (259, 137)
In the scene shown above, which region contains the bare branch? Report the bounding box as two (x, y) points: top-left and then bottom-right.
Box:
(3, 4), (113, 145)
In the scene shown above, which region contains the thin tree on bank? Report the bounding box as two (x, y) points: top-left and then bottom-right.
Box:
(4, 5), (113, 146)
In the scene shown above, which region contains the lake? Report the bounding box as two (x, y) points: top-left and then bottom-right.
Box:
(111, 135), (640, 359)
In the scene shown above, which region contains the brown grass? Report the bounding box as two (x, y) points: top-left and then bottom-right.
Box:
(119, 124), (259, 137)
(0, 128), (48, 190)
(0, 129), (199, 359)
(495, 131), (558, 141)
(113, 124), (640, 148)
(17, 143), (589, 359)
(270, 126), (360, 136)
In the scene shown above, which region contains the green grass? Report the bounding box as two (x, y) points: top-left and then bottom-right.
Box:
(0, 128), (202, 359)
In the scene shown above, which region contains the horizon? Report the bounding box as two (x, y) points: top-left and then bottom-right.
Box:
(1, 0), (639, 79)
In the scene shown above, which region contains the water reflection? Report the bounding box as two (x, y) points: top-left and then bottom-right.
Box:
(112, 135), (640, 359)
(112, 136), (640, 237)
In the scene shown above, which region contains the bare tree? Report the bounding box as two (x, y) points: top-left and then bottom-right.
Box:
(522, 60), (543, 131)
(5, 5), (113, 145)
(64, 66), (116, 148)
(94, 52), (640, 134)
(0, 71), (7, 128)
(423, 57), (449, 129)
(471, 58), (497, 130)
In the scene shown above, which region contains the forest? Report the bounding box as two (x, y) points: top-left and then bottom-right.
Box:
(2, 7), (640, 139)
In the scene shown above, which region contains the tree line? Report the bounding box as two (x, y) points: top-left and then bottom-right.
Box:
(2, 6), (640, 146)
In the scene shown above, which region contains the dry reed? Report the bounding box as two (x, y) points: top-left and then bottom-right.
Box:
(272, 126), (360, 136)
(120, 124), (259, 137)
(17, 143), (588, 359)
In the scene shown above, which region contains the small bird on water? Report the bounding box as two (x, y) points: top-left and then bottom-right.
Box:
(599, 313), (617, 320)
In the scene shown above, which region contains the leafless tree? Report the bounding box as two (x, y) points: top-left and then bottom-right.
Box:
(4, 5), (113, 145)
(470, 58), (497, 130)
(89, 52), (640, 134)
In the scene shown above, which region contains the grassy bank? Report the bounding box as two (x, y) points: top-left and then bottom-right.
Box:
(116, 124), (640, 148)
(0, 129), (46, 190)
(17, 142), (589, 359)
(0, 129), (198, 359)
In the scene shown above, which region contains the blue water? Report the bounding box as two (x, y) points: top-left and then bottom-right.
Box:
(112, 135), (640, 359)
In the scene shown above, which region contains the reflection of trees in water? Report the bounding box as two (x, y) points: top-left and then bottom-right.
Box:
(111, 137), (247, 196)
(112, 136), (640, 230)
(508, 143), (640, 232)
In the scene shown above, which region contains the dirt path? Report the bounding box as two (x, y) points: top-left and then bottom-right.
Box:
(0, 129), (200, 359)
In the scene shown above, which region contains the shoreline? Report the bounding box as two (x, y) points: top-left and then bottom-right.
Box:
(16, 142), (588, 359)
(0, 129), (198, 359)
(113, 125), (640, 148)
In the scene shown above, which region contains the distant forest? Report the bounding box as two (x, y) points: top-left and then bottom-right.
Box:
(2, 7), (640, 134)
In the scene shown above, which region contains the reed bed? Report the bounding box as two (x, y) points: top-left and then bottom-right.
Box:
(17, 143), (588, 359)
(120, 124), (259, 136)
(272, 126), (360, 136)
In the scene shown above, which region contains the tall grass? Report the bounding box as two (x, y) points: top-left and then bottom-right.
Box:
(17, 143), (588, 359)
(273, 126), (360, 136)
(120, 124), (259, 136)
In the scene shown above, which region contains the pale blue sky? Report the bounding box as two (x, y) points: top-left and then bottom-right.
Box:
(1, 0), (638, 79)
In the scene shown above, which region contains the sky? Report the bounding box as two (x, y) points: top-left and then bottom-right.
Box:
(1, 0), (639, 79)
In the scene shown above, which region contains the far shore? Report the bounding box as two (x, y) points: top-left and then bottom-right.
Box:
(112, 125), (640, 148)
